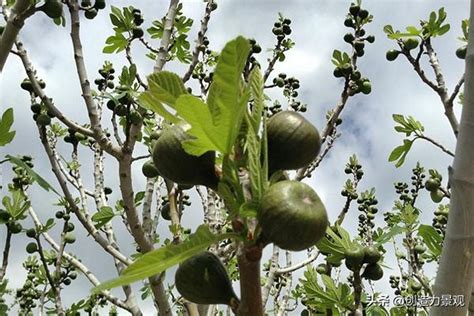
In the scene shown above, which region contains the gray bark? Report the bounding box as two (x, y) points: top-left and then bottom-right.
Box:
(432, 2), (474, 314)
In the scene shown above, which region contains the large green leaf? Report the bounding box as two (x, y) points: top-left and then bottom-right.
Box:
(91, 206), (115, 230)
(388, 139), (413, 167)
(248, 66), (265, 132)
(6, 155), (59, 195)
(138, 71), (188, 124)
(0, 108), (15, 147)
(178, 36), (250, 155)
(418, 224), (443, 256)
(92, 225), (240, 292)
(2, 189), (30, 220)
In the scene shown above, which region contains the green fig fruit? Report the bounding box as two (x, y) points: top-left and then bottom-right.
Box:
(175, 251), (238, 306)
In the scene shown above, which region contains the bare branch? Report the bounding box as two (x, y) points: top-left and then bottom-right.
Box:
(38, 126), (131, 265)
(66, 0), (121, 157)
(27, 205), (133, 314)
(0, 229), (12, 283)
(0, 0), (35, 72)
(262, 246), (280, 307)
(154, 0), (179, 72)
(15, 41), (94, 138)
(182, 1), (213, 82)
(276, 249), (320, 275)
(448, 75), (465, 105)
(416, 135), (455, 157)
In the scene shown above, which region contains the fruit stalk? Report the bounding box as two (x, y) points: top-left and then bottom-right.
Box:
(237, 248), (263, 316)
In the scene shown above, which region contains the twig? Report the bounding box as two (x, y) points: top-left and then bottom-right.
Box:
(132, 154), (150, 162)
(263, 37), (284, 83)
(139, 38), (159, 54)
(0, 0), (35, 72)
(15, 41), (94, 138)
(424, 40), (459, 136)
(35, 234), (64, 315)
(27, 204), (133, 313)
(276, 252), (292, 316)
(125, 43), (147, 89)
(448, 75), (465, 105)
(38, 126), (131, 265)
(0, 229), (12, 283)
(262, 245), (280, 307)
(154, 0), (179, 72)
(276, 249), (320, 275)
(182, 0), (213, 82)
(416, 135), (455, 157)
(66, 0), (122, 157)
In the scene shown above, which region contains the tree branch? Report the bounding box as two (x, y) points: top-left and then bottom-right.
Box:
(182, 0), (213, 82)
(67, 0), (121, 157)
(15, 41), (94, 138)
(27, 204), (134, 314)
(38, 127), (131, 265)
(154, 0), (179, 72)
(0, 229), (12, 283)
(0, 0), (34, 72)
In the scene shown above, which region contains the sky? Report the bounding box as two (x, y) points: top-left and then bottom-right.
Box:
(0, 0), (470, 314)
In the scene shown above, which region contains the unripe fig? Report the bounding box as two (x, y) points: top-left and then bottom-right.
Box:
(403, 38), (419, 51)
(39, 0), (63, 19)
(84, 8), (98, 19)
(267, 111), (321, 173)
(362, 263), (383, 281)
(386, 49), (400, 61)
(456, 46), (467, 59)
(345, 245), (365, 271)
(26, 242), (38, 254)
(175, 252), (238, 306)
(363, 245), (381, 264)
(152, 123), (218, 189)
(259, 181), (328, 251)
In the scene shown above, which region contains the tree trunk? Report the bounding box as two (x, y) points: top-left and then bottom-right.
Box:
(432, 2), (474, 314)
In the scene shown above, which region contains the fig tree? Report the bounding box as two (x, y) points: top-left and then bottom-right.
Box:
(267, 111), (321, 173)
(142, 160), (160, 178)
(175, 251), (238, 306)
(152, 123), (218, 189)
(258, 181), (328, 251)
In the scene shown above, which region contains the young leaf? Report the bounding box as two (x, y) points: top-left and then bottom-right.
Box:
(418, 224), (443, 256)
(0, 108), (15, 147)
(138, 71), (188, 124)
(91, 207), (115, 230)
(248, 66), (265, 132)
(182, 36), (250, 154)
(388, 140), (413, 167)
(92, 225), (240, 292)
(245, 114), (262, 200)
